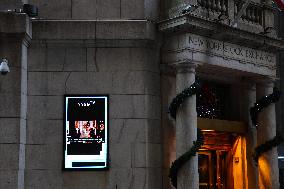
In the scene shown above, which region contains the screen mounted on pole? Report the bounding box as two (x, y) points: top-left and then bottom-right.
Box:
(64, 95), (108, 170)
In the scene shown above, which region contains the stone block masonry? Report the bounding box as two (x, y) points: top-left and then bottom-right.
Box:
(26, 39), (161, 189)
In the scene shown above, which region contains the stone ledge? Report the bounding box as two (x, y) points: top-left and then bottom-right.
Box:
(158, 13), (284, 52)
(32, 20), (156, 40)
(30, 39), (158, 48)
(0, 12), (31, 37)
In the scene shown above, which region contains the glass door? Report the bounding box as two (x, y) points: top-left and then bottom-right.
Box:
(199, 151), (228, 189)
(198, 152), (213, 189)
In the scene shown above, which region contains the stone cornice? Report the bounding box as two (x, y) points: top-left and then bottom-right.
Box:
(158, 13), (284, 52)
(32, 20), (156, 41)
(0, 12), (32, 46)
(0, 12), (32, 38)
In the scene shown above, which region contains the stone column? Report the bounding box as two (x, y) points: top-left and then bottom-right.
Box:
(242, 81), (258, 189)
(175, 63), (198, 189)
(0, 12), (31, 189)
(256, 80), (280, 189)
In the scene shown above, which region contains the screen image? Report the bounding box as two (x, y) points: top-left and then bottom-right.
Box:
(64, 95), (108, 169)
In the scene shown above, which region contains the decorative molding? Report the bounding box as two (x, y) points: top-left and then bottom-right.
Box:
(166, 34), (276, 68)
(158, 16), (188, 31)
(162, 33), (278, 76)
(158, 14), (284, 51)
(171, 60), (202, 73)
(168, 3), (188, 18)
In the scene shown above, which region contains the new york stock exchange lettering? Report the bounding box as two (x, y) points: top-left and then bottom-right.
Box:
(188, 34), (275, 67)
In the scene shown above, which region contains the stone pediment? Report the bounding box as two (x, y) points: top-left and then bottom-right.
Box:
(162, 33), (276, 77)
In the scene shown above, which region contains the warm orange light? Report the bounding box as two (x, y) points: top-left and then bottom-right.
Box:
(198, 148), (207, 151)
(201, 129), (215, 132)
(258, 156), (272, 189)
(232, 136), (248, 189)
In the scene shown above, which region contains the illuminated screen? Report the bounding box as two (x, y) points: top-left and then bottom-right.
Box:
(64, 95), (108, 170)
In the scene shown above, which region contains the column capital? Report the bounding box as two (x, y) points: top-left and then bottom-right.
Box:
(255, 77), (279, 100)
(171, 61), (200, 74)
(255, 77), (277, 88)
(241, 78), (256, 90)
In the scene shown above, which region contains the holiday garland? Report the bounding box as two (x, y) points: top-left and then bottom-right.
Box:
(250, 88), (283, 162)
(169, 128), (204, 188)
(253, 135), (283, 162)
(168, 81), (204, 188)
(168, 82), (283, 186)
(169, 82), (201, 119)
(250, 88), (281, 127)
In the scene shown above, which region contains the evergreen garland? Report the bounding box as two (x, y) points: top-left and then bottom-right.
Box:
(169, 82), (201, 119)
(168, 81), (204, 188)
(250, 88), (283, 163)
(169, 82), (283, 184)
(250, 88), (281, 127)
(169, 128), (204, 188)
(253, 135), (283, 163)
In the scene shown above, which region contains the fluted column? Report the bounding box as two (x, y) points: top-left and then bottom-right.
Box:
(256, 80), (279, 189)
(175, 63), (198, 189)
(242, 81), (258, 189)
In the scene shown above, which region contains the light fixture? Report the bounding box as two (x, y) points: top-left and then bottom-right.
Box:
(182, 4), (199, 14)
(201, 129), (215, 132)
(0, 58), (10, 75)
(279, 156), (284, 159)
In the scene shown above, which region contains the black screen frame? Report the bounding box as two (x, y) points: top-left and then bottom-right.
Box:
(63, 94), (109, 171)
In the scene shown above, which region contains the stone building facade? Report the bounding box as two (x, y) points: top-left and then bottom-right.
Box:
(0, 0), (284, 189)
(276, 6), (284, 189)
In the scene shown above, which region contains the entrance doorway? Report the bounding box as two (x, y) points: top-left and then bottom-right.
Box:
(198, 130), (245, 189)
(198, 150), (228, 189)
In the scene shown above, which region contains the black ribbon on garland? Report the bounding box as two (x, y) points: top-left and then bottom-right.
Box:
(250, 87), (283, 162)
(168, 81), (204, 188)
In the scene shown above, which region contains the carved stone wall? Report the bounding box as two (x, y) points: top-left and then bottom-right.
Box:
(163, 33), (277, 77)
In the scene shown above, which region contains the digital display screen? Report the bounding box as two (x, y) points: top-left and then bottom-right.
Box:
(64, 95), (108, 170)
